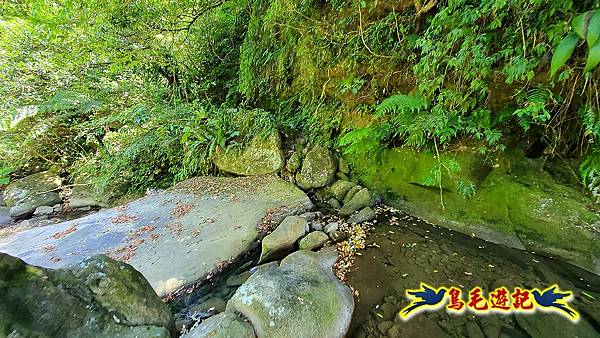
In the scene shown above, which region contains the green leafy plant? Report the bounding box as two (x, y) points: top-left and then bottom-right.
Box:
(513, 86), (557, 131)
(551, 10), (600, 76)
(338, 77), (367, 95)
(457, 179), (477, 199)
(0, 167), (12, 185)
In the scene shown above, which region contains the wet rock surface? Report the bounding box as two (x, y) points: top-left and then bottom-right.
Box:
(0, 253), (174, 337)
(182, 312), (255, 338)
(347, 206), (600, 338)
(259, 215), (308, 263)
(0, 175), (312, 297)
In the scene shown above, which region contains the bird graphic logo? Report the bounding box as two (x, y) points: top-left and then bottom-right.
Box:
(532, 285), (579, 322)
(400, 283), (447, 320)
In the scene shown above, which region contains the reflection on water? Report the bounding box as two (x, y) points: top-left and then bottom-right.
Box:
(347, 207), (600, 338)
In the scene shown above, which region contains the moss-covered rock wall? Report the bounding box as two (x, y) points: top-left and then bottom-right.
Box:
(346, 148), (600, 274)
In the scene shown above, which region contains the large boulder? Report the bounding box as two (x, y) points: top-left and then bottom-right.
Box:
(73, 255), (175, 331)
(227, 249), (354, 338)
(296, 146), (337, 190)
(4, 171), (62, 218)
(348, 147), (600, 275)
(259, 215), (308, 263)
(182, 312), (255, 338)
(214, 133), (285, 176)
(0, 253), (174, 337)
(0, 175), (312, 297)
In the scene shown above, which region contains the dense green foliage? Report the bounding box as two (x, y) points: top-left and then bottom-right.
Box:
(1, 0), (600, 199)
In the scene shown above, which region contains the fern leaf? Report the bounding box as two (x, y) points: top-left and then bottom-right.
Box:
(375, 94), (429, 116)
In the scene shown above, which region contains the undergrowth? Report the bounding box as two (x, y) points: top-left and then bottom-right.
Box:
(3, 0), (600, 202)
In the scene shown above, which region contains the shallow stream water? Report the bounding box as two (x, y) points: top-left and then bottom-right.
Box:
(347, 206), (600, 338)
(168, 204), (600, 337)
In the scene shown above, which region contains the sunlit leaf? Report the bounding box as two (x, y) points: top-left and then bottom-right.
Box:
(550, 33), (579, 77)
(573, 11), (594, 39)
(587, 10), (600, 48)
(584, 40), (600, 73)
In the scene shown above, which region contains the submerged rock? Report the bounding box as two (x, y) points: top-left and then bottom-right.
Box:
(182, 312), (255, 338)
(227, 249), (354, 338)
(0, 253), (174, 337)
(214, 133), (285, 176)
(348, 207), (376, 224)
(4, 171), (62, 218)
(296, 145), (337, 190)
(260, 215), (309, 263)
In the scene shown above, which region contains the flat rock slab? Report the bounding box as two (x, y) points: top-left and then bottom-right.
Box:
(0, 176), (312, 297)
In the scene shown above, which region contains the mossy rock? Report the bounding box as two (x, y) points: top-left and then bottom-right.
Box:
(4, 171), (63, 218)
(0, 253), (174, 337)
(348, 147), (600, 274)
(214, 132), (285, 176)
(69, 174), (103, 209)
(296, 145), (337, 190)
(226, 248), (354, 338)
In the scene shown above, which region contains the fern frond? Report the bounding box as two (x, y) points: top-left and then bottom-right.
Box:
(375, 94), (430, 116)
(337, 127), (382, 156)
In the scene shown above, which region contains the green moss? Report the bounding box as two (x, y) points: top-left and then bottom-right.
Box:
(348, 147), (600, 274)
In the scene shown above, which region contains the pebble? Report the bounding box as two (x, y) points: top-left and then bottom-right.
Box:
(311, 222), (323, 232)
(324, 222), (339, 235)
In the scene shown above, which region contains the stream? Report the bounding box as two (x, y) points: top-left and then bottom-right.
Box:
(166, 204), (600, 337)
(3, 201), (599, 337)
(347, 206), (600, 337)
